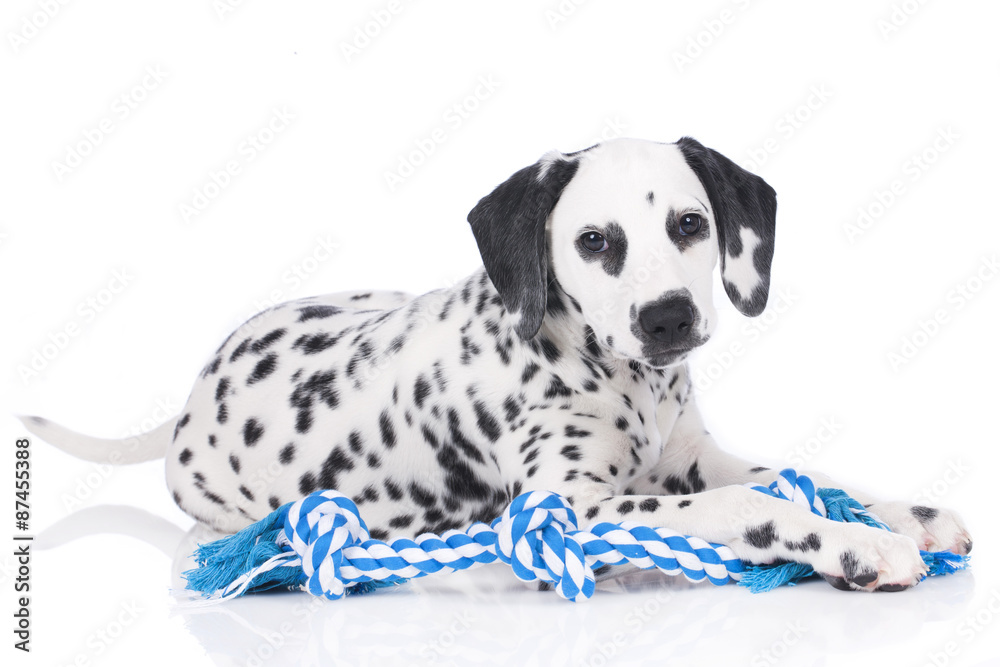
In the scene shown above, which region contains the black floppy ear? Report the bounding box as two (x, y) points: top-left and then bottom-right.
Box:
(467, 155), (579, 339)
(676, 136), (777, 317)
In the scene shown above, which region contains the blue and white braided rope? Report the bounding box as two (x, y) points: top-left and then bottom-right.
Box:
(745, 468), (827, 518)
(185, 468), (965, 602)
(186, 488), (746, 602)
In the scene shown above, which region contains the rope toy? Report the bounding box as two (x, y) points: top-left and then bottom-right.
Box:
(183, 469), (968, 602)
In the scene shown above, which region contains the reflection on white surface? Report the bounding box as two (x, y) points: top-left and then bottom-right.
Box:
(36, 503), (979, 666)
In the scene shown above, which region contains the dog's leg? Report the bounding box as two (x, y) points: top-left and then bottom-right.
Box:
(523, 412), (925, 591)
(570, 483), (927, 592)
(641, 396), (973, 556)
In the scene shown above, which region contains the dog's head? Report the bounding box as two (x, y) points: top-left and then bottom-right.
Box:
(467, 137), (776, 369)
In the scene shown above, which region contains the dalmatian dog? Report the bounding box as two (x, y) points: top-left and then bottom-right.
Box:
(23, 137), (972, 592)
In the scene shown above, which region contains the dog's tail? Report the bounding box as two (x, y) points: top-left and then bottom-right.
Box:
(17, 414), (176, 464)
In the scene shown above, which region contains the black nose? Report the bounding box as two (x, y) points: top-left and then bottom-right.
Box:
(638, 301), (694, 345)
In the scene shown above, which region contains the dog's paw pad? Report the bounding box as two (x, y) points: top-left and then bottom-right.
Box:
(817, 525), (927, 592)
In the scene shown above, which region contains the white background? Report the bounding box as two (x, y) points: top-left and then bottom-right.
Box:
(2, 1), (999, 666)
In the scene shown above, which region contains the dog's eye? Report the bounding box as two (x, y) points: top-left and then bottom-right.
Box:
(580, 232), (609, 253)
(679, 214), (703, 236)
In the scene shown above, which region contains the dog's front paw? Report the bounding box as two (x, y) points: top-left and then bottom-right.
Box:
(815, 523), (928, 592)
(867, 501), (973, 556)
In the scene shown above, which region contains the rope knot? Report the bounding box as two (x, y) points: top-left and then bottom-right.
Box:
(492, 491), (595, 601)
(748, 469), (827, 518)
(282, 490), (370, 599)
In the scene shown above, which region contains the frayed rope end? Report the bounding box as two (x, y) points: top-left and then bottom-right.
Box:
(183, 505), (305, 597)
(738, 561), (816, 593)
(923, 550), (970, 578)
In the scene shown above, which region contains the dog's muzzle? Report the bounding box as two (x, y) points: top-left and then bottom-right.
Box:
(631, 290), (707, 366)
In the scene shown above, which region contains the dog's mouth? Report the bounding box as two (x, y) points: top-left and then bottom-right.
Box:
(602, 339), (706, 370)
(643, 349), (693, 368)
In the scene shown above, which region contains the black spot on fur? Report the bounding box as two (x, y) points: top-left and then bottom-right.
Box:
(366, 452), (381, 468)
(379, 411), (397, 448)
(318, 446), (354, 490)
(784, 533), (822, 552)
(242, 418), (264, 446)
(384, 479), (404, 501)
(446, 409), (485, 464)
(279, 443), (295, 464)
(473, 401), (502, 442)
(662, 475), (691, 495)
(295, 409), (313, 434)
(298, 472), (317, 495)
(207, 434), (217, 448)
(239, 485), (254, 501)
(564, 425), (590, 438)
(560, 445), (581, 461)
(503, 396), (522, 424)
(616, 500), (635, 515)
(387, 335), (406, 355)
(437, 446), (492, 500)
(202, 489), (226, 505)
(749, 466), (770, 474)
(297, 305), (341, 322)
(408, 481), (436, 508)
(538, 337), (560, 363)
(289, 370), (339, 433)
(215, 377), (231, 402)
(420, 424), (440, 448)
(229, 339), (251, 362)
(173, 413), (191, 441)
(460, 336), (482, 364)
(545, 375), (572, 399)
(678, 500), (692, 509)
(268, 496), (281, 510)
(203, 356), (222, 376)
(639, 498), (660, 512)
(687, 462), (706, 493)
(389, 514), (414, 529)
(247, 353), (279, 384)
(586, 506), (600, 520)
(228, 453), (241, 473)
(292, 332), (342, 355)
(646, 191), (655, 205)
(178, 448), (193, 465)
(414, 375), (432, 409)
(911, 506), (939, 524)
(744, 521), (778, 549)
(521, 362), (541, 383)
(251, 328), (287, 354)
